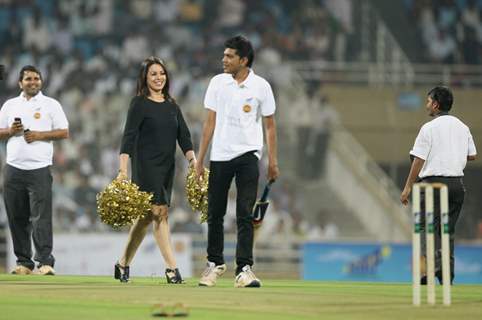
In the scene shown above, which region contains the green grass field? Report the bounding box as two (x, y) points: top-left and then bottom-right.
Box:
(1, 275), (481, 320)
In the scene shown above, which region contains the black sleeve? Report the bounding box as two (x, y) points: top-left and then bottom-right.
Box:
(176, 104), (193, 154)
(120, 97), (143, 156)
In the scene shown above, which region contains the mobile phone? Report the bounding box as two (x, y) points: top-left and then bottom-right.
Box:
(14, 117), (21, 123)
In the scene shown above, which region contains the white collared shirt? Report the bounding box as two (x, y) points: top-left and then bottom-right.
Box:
(0, 91), (69, 170)
(204, 70), (276, 161)
(410, 115), (477, 177)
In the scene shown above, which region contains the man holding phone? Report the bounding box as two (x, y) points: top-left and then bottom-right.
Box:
(0, 65), (69, 275)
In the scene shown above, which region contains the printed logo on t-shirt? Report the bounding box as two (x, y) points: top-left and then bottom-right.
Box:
(243, 104), (251, 113)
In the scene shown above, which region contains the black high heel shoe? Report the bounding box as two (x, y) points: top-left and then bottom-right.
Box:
(165, 268), (184, 284)
(114, 263), (130, 283)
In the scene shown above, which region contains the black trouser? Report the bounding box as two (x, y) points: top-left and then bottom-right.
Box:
(419, 176), (465, 281)
(207, 152), (259, 274)
(3, 164), (54, 269)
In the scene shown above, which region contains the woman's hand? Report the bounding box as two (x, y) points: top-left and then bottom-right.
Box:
(189, 158), (198, 168)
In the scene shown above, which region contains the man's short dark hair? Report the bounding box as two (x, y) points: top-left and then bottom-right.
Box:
(224, 36), (254, 67)
(428, 86), (453, 112)
(19, 65), (42, 82)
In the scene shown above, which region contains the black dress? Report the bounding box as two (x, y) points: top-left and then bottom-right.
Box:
(120, 96), (193, 205)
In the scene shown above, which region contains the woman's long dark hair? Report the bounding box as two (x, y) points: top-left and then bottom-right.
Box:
(136, 56), (175, 102)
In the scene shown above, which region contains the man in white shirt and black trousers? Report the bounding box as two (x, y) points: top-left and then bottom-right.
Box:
(401, 86), (477, 285)
(0, 65), (69, 275)
(195, 36), (280, 288)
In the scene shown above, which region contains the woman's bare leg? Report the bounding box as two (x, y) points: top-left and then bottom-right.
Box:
(152, 205), (176, 269)
(118, 213), (152, 266)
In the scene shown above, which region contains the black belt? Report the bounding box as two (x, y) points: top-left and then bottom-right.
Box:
(421, 176), (462, 179)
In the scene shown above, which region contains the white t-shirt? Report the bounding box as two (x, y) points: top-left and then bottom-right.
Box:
(204, 70), (276, 161)
(0, 91), (69, 170)
(410, 115), (477, 177)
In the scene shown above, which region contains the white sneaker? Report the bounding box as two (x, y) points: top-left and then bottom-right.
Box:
(37, 265), (55, 275)
(234, 265), (261, 288)
(11, 265), (33, 275)
(198, 262), (226, 287)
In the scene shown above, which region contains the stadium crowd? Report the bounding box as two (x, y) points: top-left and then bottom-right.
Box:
(404, 0), (482, 64)
(0, 0), (344, 240)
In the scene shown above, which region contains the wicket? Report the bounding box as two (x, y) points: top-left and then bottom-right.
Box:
(412, 182), (451, 306)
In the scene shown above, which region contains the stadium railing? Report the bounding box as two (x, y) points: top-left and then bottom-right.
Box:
(264, 62), (412, 242)
(293, 61), (482, 88)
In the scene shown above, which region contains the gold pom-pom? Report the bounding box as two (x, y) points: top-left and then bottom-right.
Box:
(185, 166), (209, 223)
(96, 178), (153, 228)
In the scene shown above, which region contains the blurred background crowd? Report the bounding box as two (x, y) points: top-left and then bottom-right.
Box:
(0, 0), (481, 242)
(0, 0), (350, 239)
(404, 0), (482, 64)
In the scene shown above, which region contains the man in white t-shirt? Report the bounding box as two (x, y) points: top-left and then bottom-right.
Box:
(401, 86), (476, 284)
(0, 66), (69, 276)
(195, 36), (280, 288)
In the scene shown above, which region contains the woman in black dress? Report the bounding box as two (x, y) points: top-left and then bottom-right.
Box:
(114, 57), (196, 283)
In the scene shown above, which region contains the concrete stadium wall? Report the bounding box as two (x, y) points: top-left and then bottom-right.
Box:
(323, 85), (482, 167)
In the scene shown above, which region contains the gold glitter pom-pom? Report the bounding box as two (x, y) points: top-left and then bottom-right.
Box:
(96, 178), (153, 228)
(185, 166), (209, 223)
